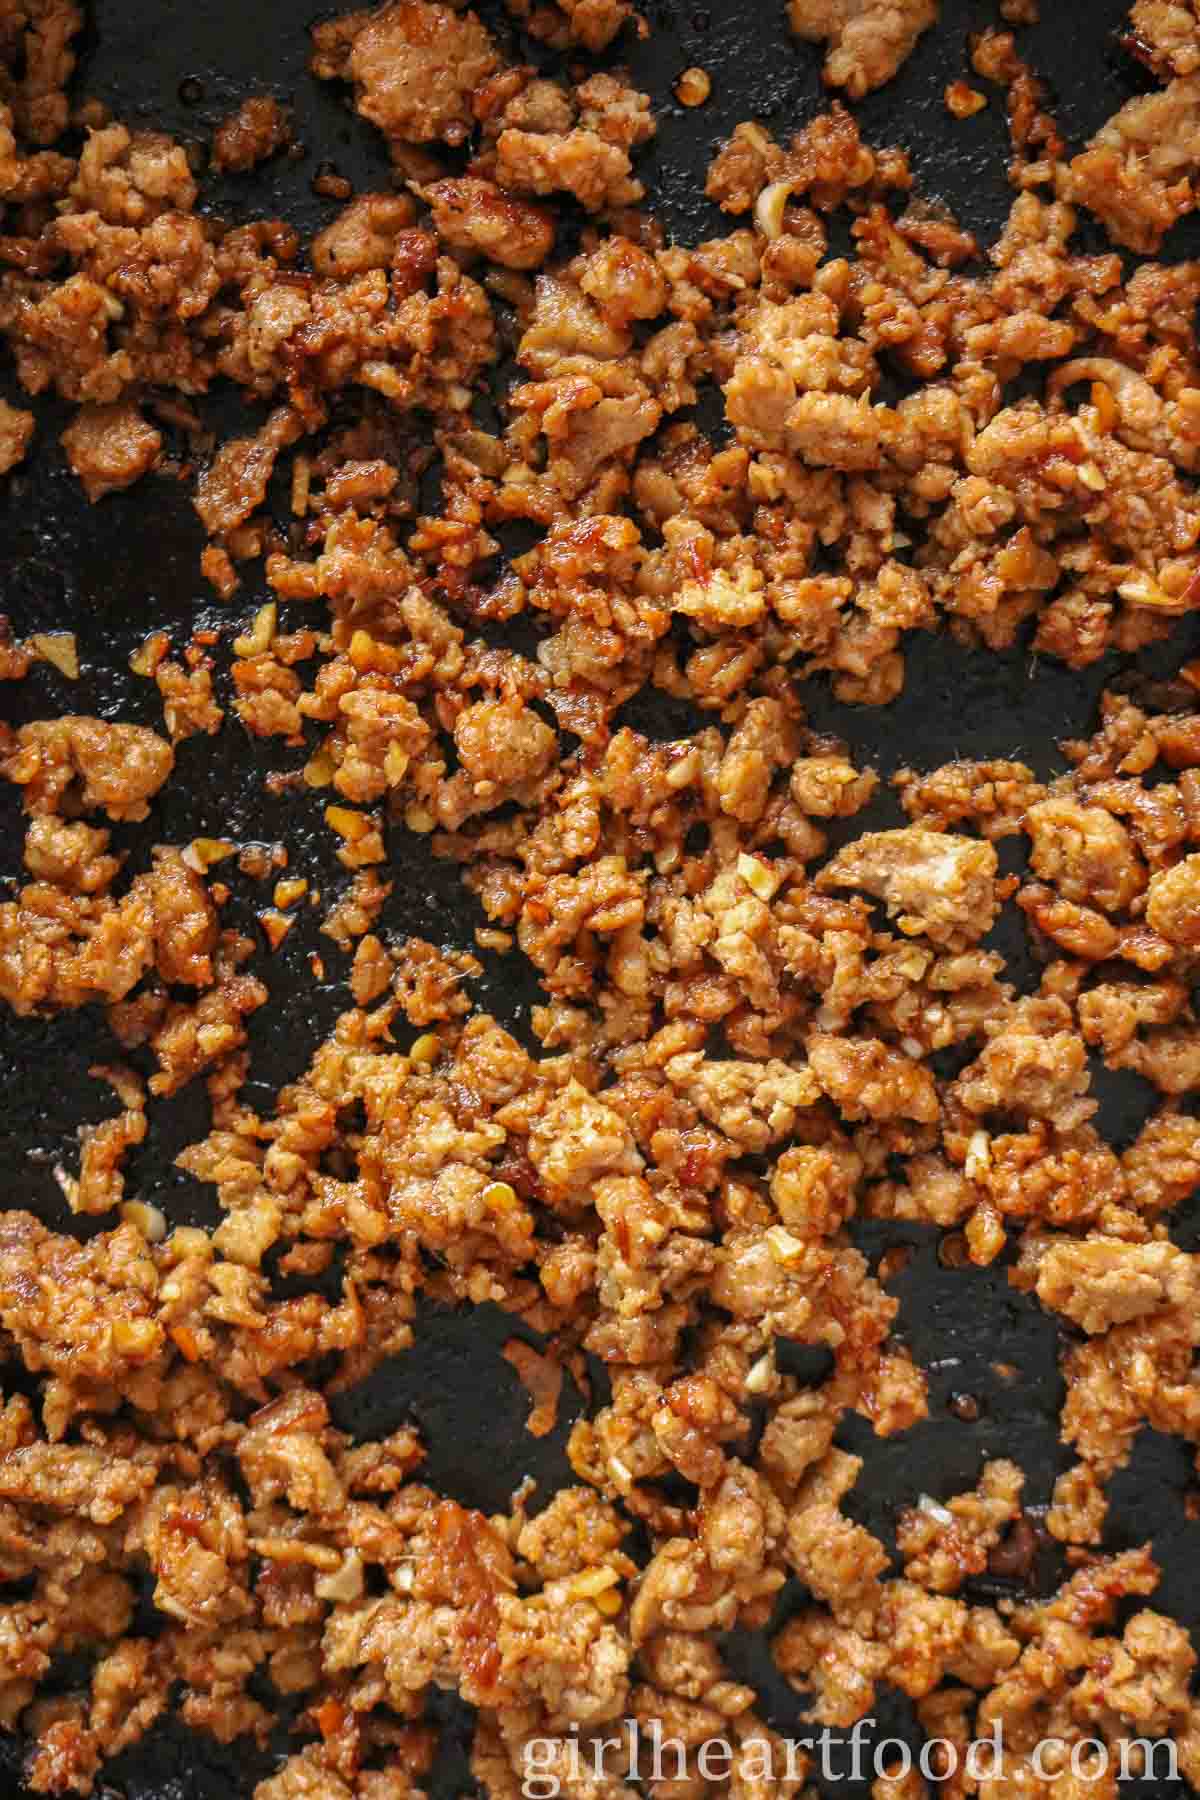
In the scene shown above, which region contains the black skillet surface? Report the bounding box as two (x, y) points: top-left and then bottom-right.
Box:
(2, 1), (1200, 1794)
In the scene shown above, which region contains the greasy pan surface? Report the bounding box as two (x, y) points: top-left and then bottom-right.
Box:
(1, 0), (1200, 1793)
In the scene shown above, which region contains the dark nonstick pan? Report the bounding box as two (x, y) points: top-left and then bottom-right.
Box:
(2, 0), (1199, 1795)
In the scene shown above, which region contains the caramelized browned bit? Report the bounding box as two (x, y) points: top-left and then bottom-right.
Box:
(987, 1512), (1039, 1580)
(312, 159), (353, 199)
(211, 94), (292, 173)
(945, 80), (987, 118)
(877, 1245), (914, 1282)
(938, 1232), (971, 1269)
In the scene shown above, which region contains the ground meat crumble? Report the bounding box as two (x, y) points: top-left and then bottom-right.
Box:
(1, 2), (1200, 1797)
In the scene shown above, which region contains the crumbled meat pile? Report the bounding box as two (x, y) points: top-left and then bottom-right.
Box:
(2, 0), (1200, 1795)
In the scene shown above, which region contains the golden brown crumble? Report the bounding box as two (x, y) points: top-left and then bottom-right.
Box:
(1, 1), (1200, 1795)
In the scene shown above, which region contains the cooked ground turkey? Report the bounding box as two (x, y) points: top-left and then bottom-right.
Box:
(1, 2), (1200, 1796)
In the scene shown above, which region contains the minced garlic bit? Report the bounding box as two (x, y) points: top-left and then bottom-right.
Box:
(182, 837), (235, 873)
(347, 627), (402, 673)
(675, 65), (710, 106)
(112, 1317), (164, 1358)
(314, 1550), (365, 1603)
(569, 1568), (624, 1616)
(965, 1129), (991, 1179)
(765, 1225), (806, 1265)
(1118, 569), (1192, 612)
(29, 632), (79, 678)
(169, 1324), (202, 1363)
(569, 1566), (619, 1597)
(182, 837), (236, 872)
(945, 80), (986, 119)
(129, 630), (170, 676)
(737, 850), (782, 900)
(325, 804), (370, 840)
(291, 452), (311, 517)
(274, 876), (308, 908)
(120, 1199), (167, 1243)
(258, 908), (293, 950)
(754, 178), (795, 240)
(475, 926), (513, 952)
(233, 601), (276, 657)
(482, 1180), (518, 1210)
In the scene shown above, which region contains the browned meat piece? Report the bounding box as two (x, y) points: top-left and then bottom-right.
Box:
(1145, 853), (1200, 945)
(349, 1), (499, 146)
(817, 828), (999, 946)
(495, 126), (641, 212)
(1015, 1234), (1199, 1333)
(310, 193), (416, 277)
(142, 847), (218, 986)
(194, 408), (303, 537)
(453, 695), (556, 788)
(0, 395), (34, 472)
(2, 716), (173, 820)
(1024, 797), (1146, 913)
(423, 176), (555, 269)
(1125, 1), (1200, 80)
(808, 1033), (940, 1121)
(61, 401), (163, 501)
(789, 0), (939, 96)
(955, 998), (1095, 1130)
(1059, 76), (1200, 251)
(502, 0), (634, 51)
